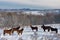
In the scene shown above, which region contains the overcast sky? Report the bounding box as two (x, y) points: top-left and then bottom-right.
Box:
(0, 0), (60, 9)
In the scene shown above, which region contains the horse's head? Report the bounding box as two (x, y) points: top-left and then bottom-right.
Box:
(41, 24), (45, 28)
(30, 24), (32, 27)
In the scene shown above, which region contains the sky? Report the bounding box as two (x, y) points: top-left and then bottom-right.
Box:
(0, 0), (60, 9)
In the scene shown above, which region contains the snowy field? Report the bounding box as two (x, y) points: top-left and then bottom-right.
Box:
(0, 24), (60, 40)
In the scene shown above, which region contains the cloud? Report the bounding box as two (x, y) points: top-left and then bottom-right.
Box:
(0, 0), (60, 9)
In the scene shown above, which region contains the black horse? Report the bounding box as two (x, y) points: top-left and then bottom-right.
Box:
(41, 24), (58, 33)
(41, 24), (51, 32)
(30, 25), (38, 31)
(50, 27), (58, 33)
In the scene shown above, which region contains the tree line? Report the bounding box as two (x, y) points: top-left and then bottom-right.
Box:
(0, 12), (60, 27)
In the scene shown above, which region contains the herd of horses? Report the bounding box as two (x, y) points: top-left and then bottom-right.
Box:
(3, 26), (24, 35)
(3, 24), (58, 35)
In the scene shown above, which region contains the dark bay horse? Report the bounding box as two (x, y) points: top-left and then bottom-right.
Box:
(17, 28), (24, 35)
(30, 25), (38, 31)
(3, 29), (12, 35)
(50, 27), (58, 33)
(41, 24), (58, 33)
(41, 24), (51, 32)
(12, 26), (20, 33)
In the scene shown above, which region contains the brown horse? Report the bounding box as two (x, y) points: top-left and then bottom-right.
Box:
(12, 26), (20, 33)
(3, 29), (12, 35)
(30, 25), (38, 31)
(17, 28), (24, 35)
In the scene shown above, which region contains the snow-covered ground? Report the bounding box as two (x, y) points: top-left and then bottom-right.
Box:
(0, 24), (60, 40)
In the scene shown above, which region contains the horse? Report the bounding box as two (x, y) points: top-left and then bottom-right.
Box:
(41, 24), (51, 32)
(17, 28), (24, 35)
(41, 24), (58, 33)
(30, 25), (38, 31)
(12, 26), (20, 33)
(50, 27), (58, 33)
(3, 29), (12, 35)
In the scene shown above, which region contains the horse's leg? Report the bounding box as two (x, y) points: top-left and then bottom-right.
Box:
(36, 28), (38, 31)
(11, 31), (12, 35)
(21, 32), (22, 35)
(21, 31), (23, 35)
(3, 31), (5, 35)
(12, 31), (14, 34)
(17, 31), (19, 35)
(11, 31), (13, 35)
(8, 32), (11, 35)
(48, 29), (50, 32)
(56, 29), (58, 33)
(44, 29), (45, 32)
(9, 33), (11, 35)
(18, 32), (20, 35)
(32, 29), (33, 31)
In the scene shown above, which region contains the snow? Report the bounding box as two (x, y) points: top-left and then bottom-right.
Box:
(24, 11), (45, 16)
(0, 24), (60, 40)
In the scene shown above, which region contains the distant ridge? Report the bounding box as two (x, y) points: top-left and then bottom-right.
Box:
(0, 8), (60, 13)
(0, 8), (42, 11)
